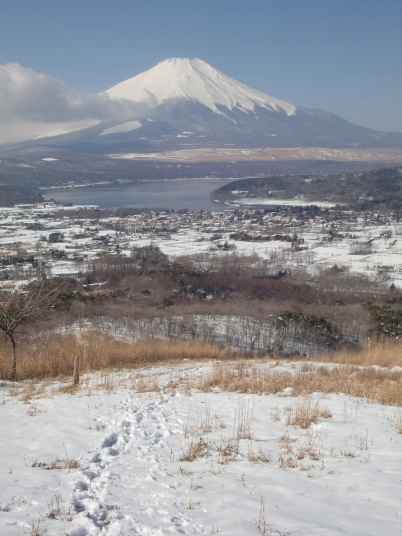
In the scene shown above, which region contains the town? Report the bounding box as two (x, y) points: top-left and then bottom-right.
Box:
(1, 200), (401, 288)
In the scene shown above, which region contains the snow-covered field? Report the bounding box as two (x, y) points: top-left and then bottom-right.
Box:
(1, 361), (401, 536)
(108, 147), (402, 164)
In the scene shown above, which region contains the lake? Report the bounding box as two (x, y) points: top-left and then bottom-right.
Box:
(45, 178), (236, 211)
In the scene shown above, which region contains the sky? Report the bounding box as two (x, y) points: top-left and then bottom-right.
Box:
(0, 0), (401, 143)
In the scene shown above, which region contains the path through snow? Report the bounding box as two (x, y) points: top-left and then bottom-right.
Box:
(0, 363), (401, 535)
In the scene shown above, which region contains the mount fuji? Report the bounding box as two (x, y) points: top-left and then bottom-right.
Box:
(105, 57), (297, 118)
(7, 58), (402, 154)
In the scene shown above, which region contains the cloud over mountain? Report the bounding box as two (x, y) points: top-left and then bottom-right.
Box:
(0, 63), (148, 143)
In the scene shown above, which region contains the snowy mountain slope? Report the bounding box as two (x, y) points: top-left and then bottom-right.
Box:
(96, 57), (402, 150)
(6, 57), (402, 153)
(105, 57), (297, 117)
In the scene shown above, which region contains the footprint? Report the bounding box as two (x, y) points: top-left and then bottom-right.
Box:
(90, 453), (102, 464)
(75, 480), (89, 491)
(83, 470), (98, 481)
(102, 433), (118, 448)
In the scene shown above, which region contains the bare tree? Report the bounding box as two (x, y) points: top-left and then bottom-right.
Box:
(0, 282), (59, 380)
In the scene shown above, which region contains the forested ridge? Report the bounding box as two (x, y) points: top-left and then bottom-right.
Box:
(213, 167), (402, 210)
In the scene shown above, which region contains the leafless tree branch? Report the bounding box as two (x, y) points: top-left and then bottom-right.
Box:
(0, 282), (59, 380)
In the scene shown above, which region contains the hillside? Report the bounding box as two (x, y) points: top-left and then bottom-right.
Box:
(213, 166), (402, 210)
(1, 355), (401, 536)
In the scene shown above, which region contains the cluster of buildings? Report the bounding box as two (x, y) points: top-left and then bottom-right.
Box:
(0, 201), (401, 287)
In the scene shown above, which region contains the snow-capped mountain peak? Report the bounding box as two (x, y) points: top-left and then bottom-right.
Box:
(105, 57), (297, 116)
(11, 58), (401, 151)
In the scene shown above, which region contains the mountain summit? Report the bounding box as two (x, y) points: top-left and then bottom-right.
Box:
(9, 57), (402, 153)
(105, 57), (297, 117)
(87, 57), (402, 151)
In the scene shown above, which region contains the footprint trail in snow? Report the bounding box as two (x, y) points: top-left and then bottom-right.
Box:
(70, 392), (205, 535)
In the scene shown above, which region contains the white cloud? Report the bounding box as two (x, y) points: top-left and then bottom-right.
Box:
(0, 63), (147, 143)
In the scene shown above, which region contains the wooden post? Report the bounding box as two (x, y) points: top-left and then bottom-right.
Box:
(73, 355), (80, 384)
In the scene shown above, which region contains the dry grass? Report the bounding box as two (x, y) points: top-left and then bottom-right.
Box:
(0, 331), (233, 381)
(280, 434), (296, 454)
(32, 457), (80, 470)
(283, 397), (332, 429)
(180, 437), (211, 462)
(322, 339), (402, 368)
(185, 499), (200, 510)
(396, 415), (402, 434)
(178, 465), (193, 476)
(319, 408), (333, 419)
(216, 437), (240, 464)
(182, 403), (227, 439)
(26, 520), (43, 536)
(3, 331), (402, 412)
(8, 382), (50, 403)
(20, 383), (37, 402)
(247, 443), (271, 463)
(46, 493), (73, 522)
(233, 397), (254, 439)
(285, 397), (320, 429)
(134, 376), (161, 393)
(55, 383), (82, 395)
(26, 405), (43, 416)
(255, 493), (269, 536)
(195, 361), (402, 407)
(279, 431), (324, 471)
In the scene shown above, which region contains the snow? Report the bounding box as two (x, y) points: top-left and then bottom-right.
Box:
(100, 120), (142, 136)
(105, 58), (297, 117)
(0, 361), (401, 535)
(41, 158), (58, 162)
(234, 198), (338, 207)
(31, 119), (101, 139)
(5, 200), (402, 291)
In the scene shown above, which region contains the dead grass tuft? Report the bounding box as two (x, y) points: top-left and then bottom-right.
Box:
(26, 405), (43, 416)
(285, 397), (321, 429)
(319, 408), (333, 419)
(186, 499), (200, 510)
(285, 398), (318, 429)
(178, 465), (193, 476)
(26, 520), (43, 536)
(247, 443), (271, 463)
(216, 437), (240, 464)
(46, 493), (73, 522)
(134, 376), (162, 393)
(280, 434), (296, 454)
(56, 383), (82, 395)
(279, 454), (299, 470)
(20, 383), (37, 403)
(233, 397), (254, 439)
(32, 458), (80, 470)
(396, 415), (402, 434)
(180, 437), (211, 462)
(255, 493), (268, 536)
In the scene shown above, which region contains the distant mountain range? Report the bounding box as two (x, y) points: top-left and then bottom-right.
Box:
(5, 58), (402, 155)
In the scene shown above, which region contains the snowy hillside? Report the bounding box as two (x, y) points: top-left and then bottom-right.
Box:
(0, 360), (401, 535)
(105, 57), (297, 117)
